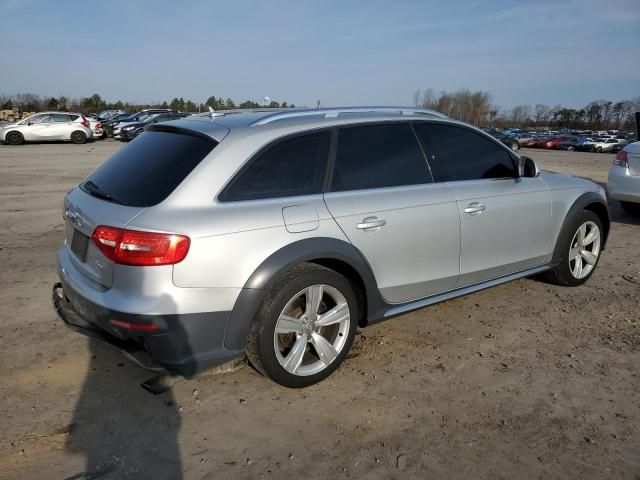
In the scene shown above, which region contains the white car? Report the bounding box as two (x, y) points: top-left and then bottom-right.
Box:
(590, 138), (623, 153)
(608, 141), (640, 215)
(0, 112), (93, 145)
(87, 117), (104, 139)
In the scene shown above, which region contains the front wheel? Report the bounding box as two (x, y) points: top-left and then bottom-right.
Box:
(5, 131), (24, 145)
(595, 146), (602, 153)
(70, 131), (87, 144)
(246, 263), (358, 387)
(510, 142), (520, 151)
(543, 210), (603, 286)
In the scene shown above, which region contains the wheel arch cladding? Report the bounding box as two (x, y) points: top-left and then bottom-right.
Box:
(223, 237), (385, 351)
(553, 192), (610, 263)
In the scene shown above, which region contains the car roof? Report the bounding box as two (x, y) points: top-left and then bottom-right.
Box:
(170, 106), (451, 141)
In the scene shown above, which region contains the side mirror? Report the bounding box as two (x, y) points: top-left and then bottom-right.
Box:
(519, 156), (540, 178)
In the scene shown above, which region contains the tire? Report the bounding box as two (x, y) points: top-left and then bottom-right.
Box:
(543, 210), (603, 286)
(5, 131), (24, 145)
(595, 146), (602, 153)
(620, 201), (640, 216)
(246, 263), (358, 388)
(567, 146), (575, 151)
(70, 131), (87, 145)
(511, 142), (520, 151)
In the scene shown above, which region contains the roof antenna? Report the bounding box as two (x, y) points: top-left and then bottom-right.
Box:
(208, 106), (215, 121)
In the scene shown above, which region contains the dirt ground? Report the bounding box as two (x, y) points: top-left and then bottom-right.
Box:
(0, 141), (638, 480)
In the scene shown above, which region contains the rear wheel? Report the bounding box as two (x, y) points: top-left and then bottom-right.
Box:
(620, 201), (640, 216)
(543, 210), (603, 286)
(5, 131), (24, 145)
(567, 146), (575, 151)
(595, 146), (602, 153)
(70, 131), (87, 144)
(246, 263), (358, 387)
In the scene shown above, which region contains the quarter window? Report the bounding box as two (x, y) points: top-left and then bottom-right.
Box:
(220, 131), (330, 201)
(331, 123), (430, 192)
(414, 123), (517, 182)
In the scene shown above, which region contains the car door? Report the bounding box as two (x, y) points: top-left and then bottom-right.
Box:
(323, 123), (460, 304)
(23, 114), (53, 140)
(50, 114), (74, 140)
(414, 122), (551, 287)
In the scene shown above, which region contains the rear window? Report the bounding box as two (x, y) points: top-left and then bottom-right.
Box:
(82, 131), (216, 207)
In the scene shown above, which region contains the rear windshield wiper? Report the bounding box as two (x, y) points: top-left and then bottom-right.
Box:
(83, 180), (129, 206)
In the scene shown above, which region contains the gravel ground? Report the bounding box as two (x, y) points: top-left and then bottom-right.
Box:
(0, 141), (639, 480)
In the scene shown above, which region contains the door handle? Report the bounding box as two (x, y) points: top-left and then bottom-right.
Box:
(356, 217), (386, 230)
(464, 202), (486, 215)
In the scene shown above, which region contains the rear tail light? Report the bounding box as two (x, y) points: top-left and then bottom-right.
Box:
(91, 226), (190, 266)
(81, 116), (89, 128)
(613, 150), (628, 167)
(95, 122), (102, 129)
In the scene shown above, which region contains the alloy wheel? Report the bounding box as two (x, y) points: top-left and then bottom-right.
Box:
(273, 284), (350, 376)
(568, 220), (601, 279)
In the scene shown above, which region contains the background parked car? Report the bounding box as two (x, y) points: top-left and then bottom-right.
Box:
(483, 129), (521, 151)
(109, 109), (177, 138)
(118, 112), (191, 141)
(607, 141), (640, 215)
(558, 136), (581, 151)
(87, 118), (104, 139)
(590, 138), (623, 153)
(101, 113), (131, 138)
(0, 112), (93, 145)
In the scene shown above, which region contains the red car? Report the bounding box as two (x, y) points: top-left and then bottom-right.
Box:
(543, 136), (573, 149)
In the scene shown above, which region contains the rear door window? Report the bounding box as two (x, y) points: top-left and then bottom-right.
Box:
(220, 131), (330, 201)
(331, 123), (430, 191)
(81, 131), (216, 206)
(52, 114), (73, 122)
(414, 123), (517, 182)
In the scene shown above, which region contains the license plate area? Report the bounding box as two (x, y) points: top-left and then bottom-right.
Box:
(70, 229), (90, 262)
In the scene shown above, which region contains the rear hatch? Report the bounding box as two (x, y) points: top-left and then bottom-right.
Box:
(64, 126), (222, 288)
(626, 141), (640, 176)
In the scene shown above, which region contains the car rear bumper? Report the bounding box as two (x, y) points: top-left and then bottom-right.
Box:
(608, 165), (640, 203)
(52, 279), (244, 377)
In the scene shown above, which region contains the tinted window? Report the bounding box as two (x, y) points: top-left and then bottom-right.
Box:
(220, 132), (330, 201)
(331, 123), (430, 192)
(82, 131), (216, 207)
(414, 123), (516, 182)
(52, 114), (73, 122)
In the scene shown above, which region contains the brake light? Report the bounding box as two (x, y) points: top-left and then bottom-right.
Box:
(91, 226), (190, 266)
(613, 150), (628, 167)
(95, 122), (102, 129)
(81, 116), (89, 128)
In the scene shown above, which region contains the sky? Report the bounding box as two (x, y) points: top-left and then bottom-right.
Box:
(0, 0), (638, 110)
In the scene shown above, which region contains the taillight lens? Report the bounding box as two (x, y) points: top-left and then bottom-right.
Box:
(91, 226), (190, 266)
(81, 116), (89, 128)
(95, 122), (102, 129)
(613, 150), (628, 167)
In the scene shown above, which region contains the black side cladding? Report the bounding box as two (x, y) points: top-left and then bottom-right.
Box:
(223, 237), (387, 351)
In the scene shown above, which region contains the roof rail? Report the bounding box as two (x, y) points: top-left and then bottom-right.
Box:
(250, 106), (447, 126)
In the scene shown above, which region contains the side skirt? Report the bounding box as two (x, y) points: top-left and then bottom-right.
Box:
(371, 264), (554, 322)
